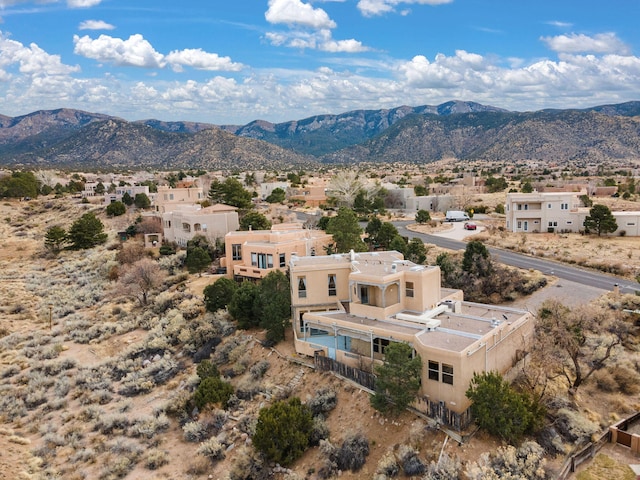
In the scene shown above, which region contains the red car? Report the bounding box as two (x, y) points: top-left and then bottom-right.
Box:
(464, 222), (477, 230)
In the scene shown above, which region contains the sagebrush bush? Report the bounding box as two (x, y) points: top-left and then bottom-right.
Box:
(423, 453), (461, 480)
(555, 408), (599, 443)
(330, 433), (370, 472)
(249, 360), (270, 380)
(197, 437), (226, 462)
(227, 446), (269, 480)
(128, 413), (170, 439)
(398, 444), (425, 476)
(182, 420), (208, 443)
(144, 448), (169, 470)
(375, 451), (399, 478)
(304, 416), (326, 447)
(307, 388), (338, 417)
(465, 441), (547, 480)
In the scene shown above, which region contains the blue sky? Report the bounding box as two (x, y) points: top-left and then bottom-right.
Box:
(0, 0), (638, 124)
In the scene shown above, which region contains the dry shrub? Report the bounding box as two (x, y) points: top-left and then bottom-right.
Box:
(186, 456), (211, 476)
(611, 365), (640, 395)
(592, 370), (617, 392)
(227, 446), (270, 480)
(116, 242), (146, 265)
(144, 448), (169, 470)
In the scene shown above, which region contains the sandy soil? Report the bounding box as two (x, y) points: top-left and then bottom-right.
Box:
(1, 197), (639, 480)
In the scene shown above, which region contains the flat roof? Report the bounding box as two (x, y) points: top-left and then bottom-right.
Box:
(291, 251), (439, 276)
(303, 301), (529, 354)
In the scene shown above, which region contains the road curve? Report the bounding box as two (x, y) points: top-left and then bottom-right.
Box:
(393, 221), (640, 295)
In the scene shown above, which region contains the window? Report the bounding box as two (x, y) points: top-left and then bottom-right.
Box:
(360, 285), (369, 304)
(267, 254), (273, 269)
(428, 361), (439, 381)
(517, 221), (522, 229)
(442, 364), (454, 385)
(251, 253), (257, 267)
(298, 277), (307, 298)
(194, 223), (202, 232)
(182, 223), (191, 232)
(373, 337), (390, 354)
(566, 221), (573, 225)
(627, 222), (636, 226)
(547, 203), (552, 209)
(169, 194), (174, 200)
(406, 281), (414, 298)
(279, 253), (286, 267)
(524, 204), (529, 210)
(517, 204), (522, 210)
(561, 203), (568, 210)
(328, 274), (337, 296)
(548, 221), (557, 227)
(232, 244), (242, 261)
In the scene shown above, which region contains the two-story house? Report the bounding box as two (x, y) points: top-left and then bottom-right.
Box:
(289, 250), (534, 429)
(224, 223), (333, 281)
(161, 203), (239, 247)
(505, 191), (584, 233)
(506, 191), (640, 236)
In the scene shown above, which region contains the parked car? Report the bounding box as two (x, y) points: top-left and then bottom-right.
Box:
(464, 222), (477, 230)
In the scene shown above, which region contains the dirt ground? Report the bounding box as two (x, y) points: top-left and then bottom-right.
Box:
(1, 197), (639, 480)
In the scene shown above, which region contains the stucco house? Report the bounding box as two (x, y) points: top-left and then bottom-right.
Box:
(289, 250), (534, 429)
(224, 223), (333, 281)
(506, 191), (640, 235)
(160, 203), (239, 247)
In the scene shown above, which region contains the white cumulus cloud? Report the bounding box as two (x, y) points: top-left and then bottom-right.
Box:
(357, 0), (453, 17)
(0, 31), (80, 77)
(165, 48), (243, 72)
(79, 20), (115, 30)
(67, 0), (102, 7)
(73, 33), (165, 68)
(265, 0), (336, 29)
(541, 32), (630, 55)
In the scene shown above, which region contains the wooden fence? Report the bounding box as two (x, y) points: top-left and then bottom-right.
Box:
(314, 353), (377, 391)
(556, 430), (612, 480)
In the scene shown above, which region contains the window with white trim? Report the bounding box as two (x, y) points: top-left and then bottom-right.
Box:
(328, 274), (337, 296)
(232, 244), (242, 260)
(298, 277), (307, 298)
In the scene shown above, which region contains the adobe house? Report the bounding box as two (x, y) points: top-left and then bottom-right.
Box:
(289, 250), (534, 429)
(224, 223), (333, 281)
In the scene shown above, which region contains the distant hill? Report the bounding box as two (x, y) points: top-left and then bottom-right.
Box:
(322, 106), (640, 164)
(221, 100), (507, 156)
(0, 100), (638, 168)
(1, 117), (316, 170)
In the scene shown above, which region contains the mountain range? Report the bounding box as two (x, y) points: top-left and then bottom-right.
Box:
(0, 100), (639, 169)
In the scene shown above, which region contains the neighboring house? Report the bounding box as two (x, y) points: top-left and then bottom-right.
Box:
(104, 185), (151, 204)
(505, 191), (585, 233)
(506, 191), (640, 235)
(224, 223), (333, 281)
(160, 203), (239, 247)
(288, 185), (327, 208)
(260, 181), (289, 200)
(154, 185), (205, 213)
(81, 181), (99, 198)
(289, 250), (533, 429)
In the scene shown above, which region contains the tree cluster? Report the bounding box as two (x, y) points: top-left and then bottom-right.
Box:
(192, 360), (234, 410)
(208, 271), (291, 344)
(0, 171), (40, 198)
(44, 212), (108, 253)
(466, 371), (544, 444)
(436, 240), (546, 303)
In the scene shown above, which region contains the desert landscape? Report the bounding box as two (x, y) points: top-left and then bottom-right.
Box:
(0, 195), (639, 480)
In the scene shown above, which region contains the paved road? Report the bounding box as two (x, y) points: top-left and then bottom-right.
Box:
(393, 220), (640, 295)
